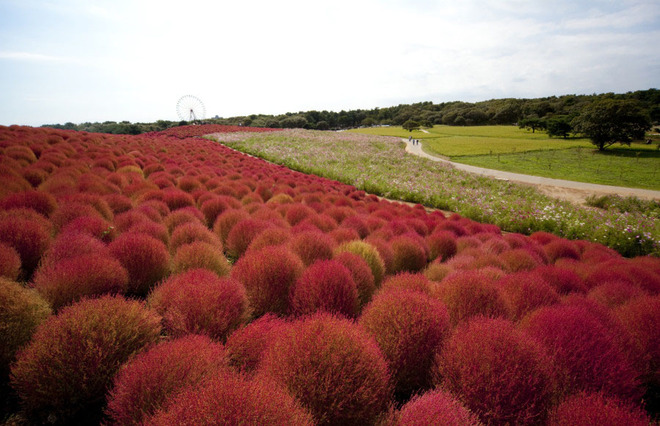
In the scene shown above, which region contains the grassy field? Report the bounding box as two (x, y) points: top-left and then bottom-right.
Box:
(351, 125), (660, 189)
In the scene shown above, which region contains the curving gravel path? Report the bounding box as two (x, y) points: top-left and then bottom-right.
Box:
(403, 138), (660, 203)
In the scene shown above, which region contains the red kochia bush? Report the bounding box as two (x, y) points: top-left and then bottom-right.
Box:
(0, 242), (21, 280)
(169, 222), (222, 253)
(33, 254), (129, 311)
(171, 241), (231, 277)
(148, 269), (250, 341)
(359, 288), (449, 398)
(225, 314), (289, 373)
(333, 251), (376, 307)
(10, 295), (162, 424)
(548, 392), (651, 426)
(614, 295), (660, 411)
(381, 272), (433, 295)
(106, 335), (231, 425)
(433, 317), (556, 425)
(288, 230), (336, 266)
(0, 277), (51, 378)
(432, 270), (507, 327)
(426, 231), (458, 261)
(258, 313), (391, 425)
(522, 304), (642, 402)
(390, 234), (428, 273)
(0, 190), (57, 217)
(147, 372), (314, 426)
(231, 246), (304, 317)
(289, 260), (359, 318)
(0, 215), (51, 278)
(225, 218), (273, 258)
(392, 388), (483, 426)
(108, 232), (170, 296)
(335, 240), (386, 286)
(497, 271), (560, 321)
(40, 231), (109, 268)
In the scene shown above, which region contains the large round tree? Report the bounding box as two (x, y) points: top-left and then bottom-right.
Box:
(572, 98), (651, 151)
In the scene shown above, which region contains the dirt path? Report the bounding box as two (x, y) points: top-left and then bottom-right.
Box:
(403, 138), (660, 204)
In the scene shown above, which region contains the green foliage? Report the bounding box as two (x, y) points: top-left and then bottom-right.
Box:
(546, 115), (573, 138)
(402, 120), (421, 132)
(585, 194), (660, 218)
(572, 99), (652, 151)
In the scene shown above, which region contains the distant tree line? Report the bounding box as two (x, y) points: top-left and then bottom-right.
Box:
(43, 89), (659, 135)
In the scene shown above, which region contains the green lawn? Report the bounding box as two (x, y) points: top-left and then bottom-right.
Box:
(352, 125), (660, 189)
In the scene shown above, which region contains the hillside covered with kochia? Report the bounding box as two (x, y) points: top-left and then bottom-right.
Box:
(0, 124), (658, 425)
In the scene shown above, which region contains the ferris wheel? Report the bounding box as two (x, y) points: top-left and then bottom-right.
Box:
(176, 95), (206, 122)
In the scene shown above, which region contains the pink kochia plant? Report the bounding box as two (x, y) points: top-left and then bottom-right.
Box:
(391, 388), (483, 426)
(146, 371), (314, 425)
(433, 316), (556, 425)
(108, 232), (170, 296)
(522, 304), (642, 403)
(148, 268), (250, 341)
(224, 313), (289, 373)
(10, 295), (162, 424)
(548, 392), (651, 426)
(289, 259), (359, 318)
(106, 334), (231, 425)
(231, 245), (304, 317)
(257, 312), (392, 425)
(359, 288), (450, 398)
(32, 253), (129, 311)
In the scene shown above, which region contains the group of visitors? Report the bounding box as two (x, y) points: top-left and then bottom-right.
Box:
(408, 135), (420, 146)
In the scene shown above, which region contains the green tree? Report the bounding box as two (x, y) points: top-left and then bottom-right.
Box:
(572, 99), (651, 151)
(546, 116), (573, 139)
(402, 120), (420, 132)
(519, 116), (546, 133)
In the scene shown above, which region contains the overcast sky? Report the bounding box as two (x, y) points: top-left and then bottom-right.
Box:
(1, 0), (659, 126)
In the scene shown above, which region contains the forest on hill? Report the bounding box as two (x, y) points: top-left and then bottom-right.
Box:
(43, 89), (660, 134)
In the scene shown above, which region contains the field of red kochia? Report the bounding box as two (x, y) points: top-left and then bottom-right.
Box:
(0, 124), (658, 425)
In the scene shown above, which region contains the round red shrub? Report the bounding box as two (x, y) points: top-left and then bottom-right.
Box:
(169, 222), (222, 253)
(246, 227), (291, 252)
(284, 204), (316, 226)
(258, 313), (391, 425)
(529, 231), (558, 245)
(588, 280), (646, 308)
(290, 260), (359, 318)
(61, 215), (116, 242)
(544, 239), (581, 263)
(434, 317), (556, 425)
(33, 253), (128, 311)
(171, 241), (231, 277)
(288, 230), (336, 267)
(614, 295), (660, 411)
(334, 251), (376, 307)
(500, 247), (542, 272)
(432, 270), (507, 327)
(212, 208), (249, 245)
(381, 272), (432, 295)
(0, 190), (57, 217)
(548, 392), (651, 426)
(0, 215), (51, 278)
(522, 304), (642, 402)
(390, 234), (428, 274)
(0, 277), (51, 378)
(0, 242), (21, 280)
(147, 372), (314, 426)
(360, 288), (449, 398)
(163, 208), (204, 234)
(108, 232), (171, 296)
(392, 388), (483, 426)
(225, 314), (289, 373)
(10, 295), (162, 424)
(106, 334), (231, 425)
(199, 196), (232, 226)
(41, 231), (109, 268)
(424, 261), (453, 282)
(231, 245), (304, 317)
(426, 231), (458, 261)
(148, 268), (250, 341)
(497, 271), (561, 321)
(225, 218), (273, 259)
(162, 188), (195, 211)
(534, 264), (587, 294)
